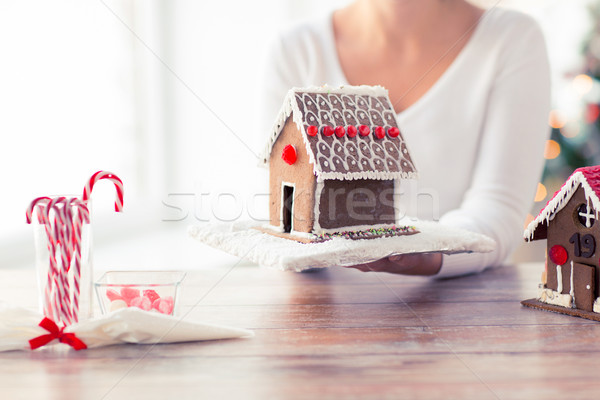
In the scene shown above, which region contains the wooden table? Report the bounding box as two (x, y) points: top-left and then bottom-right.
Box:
(2, 262), (600, 399)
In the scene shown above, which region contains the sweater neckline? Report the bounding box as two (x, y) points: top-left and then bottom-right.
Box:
(323, 8), (495, 118)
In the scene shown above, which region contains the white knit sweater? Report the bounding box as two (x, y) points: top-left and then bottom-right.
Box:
(259, 7), (551, 277)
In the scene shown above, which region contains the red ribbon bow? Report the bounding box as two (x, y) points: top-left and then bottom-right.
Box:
(29, 318), (87, 351)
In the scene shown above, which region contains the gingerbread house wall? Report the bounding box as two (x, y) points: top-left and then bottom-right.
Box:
(317, 179), (396, 230)
(269, 117), (316, 233)
(547, 185), (600, 310)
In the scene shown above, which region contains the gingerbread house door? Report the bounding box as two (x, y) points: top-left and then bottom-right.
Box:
(572, 262), (595, 311)
(282, 184), (294, 233)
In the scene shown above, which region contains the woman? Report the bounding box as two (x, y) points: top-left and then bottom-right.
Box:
(260, 0), (550, 277)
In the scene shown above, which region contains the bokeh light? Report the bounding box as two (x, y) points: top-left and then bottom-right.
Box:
(585, 103), (600, 123)
(544, 139), (561, 159)
(573, 74), (594, 96)
(534, 182), (547, 202)
(548, 110), (567, 129)
(560, 121), (580, 138)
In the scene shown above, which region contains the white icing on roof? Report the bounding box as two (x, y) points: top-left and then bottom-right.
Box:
(524, 166), (600, 241)
(260, 85), (418, 181)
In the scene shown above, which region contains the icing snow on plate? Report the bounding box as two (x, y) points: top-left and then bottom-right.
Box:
(188, 220), (496, 271)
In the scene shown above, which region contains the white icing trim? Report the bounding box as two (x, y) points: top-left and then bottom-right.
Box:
(593, 297), (600, 313)
(556, 264), (563, 293)
(317, 171), (418, 181)
(524, 171), (600, 240)
(569, 260), (575, 303)
(538, 287), (573, 308)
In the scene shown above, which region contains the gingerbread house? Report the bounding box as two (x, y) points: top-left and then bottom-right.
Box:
(523, 166), (600, 320)
(260, 85), (417, 241)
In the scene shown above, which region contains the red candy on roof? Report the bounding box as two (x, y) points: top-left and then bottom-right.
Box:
(374, 126), (385, 139)
(358, 125), (370, 136)
(307, 125), (318, 136)
(322, 126), (334, 137)
(334, 126), (345, 138)
(347, 125), (357, 138)
(388, 127), (400, 138)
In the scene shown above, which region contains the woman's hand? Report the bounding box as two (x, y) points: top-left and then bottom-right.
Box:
(346, 253), (443, 276)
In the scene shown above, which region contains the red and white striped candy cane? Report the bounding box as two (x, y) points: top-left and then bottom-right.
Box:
(26, 197), (51, 224)
(46, 197), (72, 325)
(27, 197), (54, 320)
(82, 171), (124, 212)
(68, 198), (90, 322)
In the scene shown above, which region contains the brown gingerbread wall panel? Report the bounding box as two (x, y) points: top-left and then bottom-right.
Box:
(269, 118), (316, 233)
(318, 179), (395, 230)
(547, 185), (600, 300)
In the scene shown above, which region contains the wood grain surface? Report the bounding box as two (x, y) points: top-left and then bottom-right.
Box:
(2, 262), (600, 400)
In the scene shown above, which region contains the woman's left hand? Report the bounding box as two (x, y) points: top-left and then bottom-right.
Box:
(346, 253), (443, 276)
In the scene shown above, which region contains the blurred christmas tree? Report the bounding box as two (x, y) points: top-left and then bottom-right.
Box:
(527, 1), (600, 226)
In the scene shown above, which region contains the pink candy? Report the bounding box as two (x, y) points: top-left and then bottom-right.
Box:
(120, 287), (140, 301)
(106, 288), (174, 315)
(106, 289), (122, 302)
(143, 289), (160, 303)
(130, 296), (152, 311)
(152, 296), (174, 315)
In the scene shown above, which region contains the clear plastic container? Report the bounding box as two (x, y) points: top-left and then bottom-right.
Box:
(95, 271), (186, 316)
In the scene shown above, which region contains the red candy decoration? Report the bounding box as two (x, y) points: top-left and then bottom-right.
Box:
(347, 125), (357, 137)
(322, 126), (334, 137)
(334, 126), (345, 138)
(374, 126), (385, 139)
(281, 144), (297, 165)
(388, 127), (400, 138)
(359, 125), (370, 136)
(307, 125), (318, 136)
(549, 244), (568, 265)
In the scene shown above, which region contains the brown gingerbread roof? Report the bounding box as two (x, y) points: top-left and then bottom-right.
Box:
(524, 166), (600, 241)
(261, 85), (417, 181)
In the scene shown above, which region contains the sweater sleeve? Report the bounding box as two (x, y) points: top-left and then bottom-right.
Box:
(436, 18), (551, 278)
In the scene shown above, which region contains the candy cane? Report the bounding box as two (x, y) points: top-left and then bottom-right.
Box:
(69, 199), (89, 322)
(31, 203), (56, 320)
(26, 197), (51, 224)
(46, 197), (72, 325)
(82, 171), (124, 212)
(26, 197), (54, 318)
